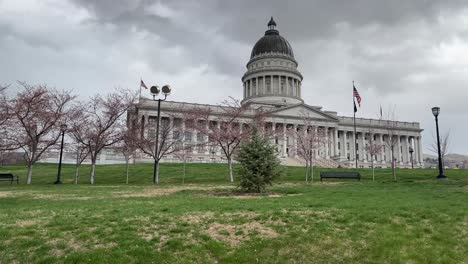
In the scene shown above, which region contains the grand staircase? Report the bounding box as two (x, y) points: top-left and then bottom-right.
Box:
(281, 156), (340, 168)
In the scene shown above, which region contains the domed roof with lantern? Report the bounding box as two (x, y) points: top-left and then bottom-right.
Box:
(250, 17), (294, 59)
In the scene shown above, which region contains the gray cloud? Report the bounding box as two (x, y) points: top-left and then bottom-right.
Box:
(1, 0), (467, 154)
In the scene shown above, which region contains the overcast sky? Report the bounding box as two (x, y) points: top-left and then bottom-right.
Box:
(1, 0), (467, 155)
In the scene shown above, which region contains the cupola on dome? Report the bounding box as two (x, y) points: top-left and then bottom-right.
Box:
(250, 17), (294, 59)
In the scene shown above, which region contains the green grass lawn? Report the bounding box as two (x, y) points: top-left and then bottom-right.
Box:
(0, 163), (467, 263)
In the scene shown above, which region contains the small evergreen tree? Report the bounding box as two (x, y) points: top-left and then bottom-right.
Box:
(237, 128), (281, 193)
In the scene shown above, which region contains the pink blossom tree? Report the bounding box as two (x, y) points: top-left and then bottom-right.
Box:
(70, 90), (136, 184)
(186, 98), (265, 183)
(4, 82), (75, 184)
(290, 112), (327, 182)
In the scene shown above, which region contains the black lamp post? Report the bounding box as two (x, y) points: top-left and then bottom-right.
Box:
(409, 146), (414, 169)
(150, 85), (172, 185)
(431, 107), (446, 179)
(54, 124), (67, 184)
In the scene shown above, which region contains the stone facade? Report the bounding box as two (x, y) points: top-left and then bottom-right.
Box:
(127, 18), (424, 168)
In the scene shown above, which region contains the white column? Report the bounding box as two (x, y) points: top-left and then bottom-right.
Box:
(270, 75), (274, 94)
(192, 120), (198, 154)
(418, 136), (424, 165)
(216, 122), (221, 156)
(255, 77), (260, 95)
(361, 132), (367, 162)
(271, 122), (276, 146)
(379, 134), (384, 163)
(403, 136), (409, 164)
(298, 82), (301, 98)
(333, 127), (339, 157)
(204, 119), (210, 155)
(144, 114), (150, 138)
(181, 118), (186, 150)
(396, 135), (402, 165)
(243, 83), (246, 98)
(386, 135), (392, 163)
(282, 124), (287, 157)
(351, 132), (356, 162)
(324, 127), (329, 159)
(293, 124), (298, 158)
(342, 131), (348, 160)
(168, 117), (174, 151)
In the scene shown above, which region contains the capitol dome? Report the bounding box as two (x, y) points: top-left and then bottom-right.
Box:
(241, 17), (303, 106)
(250, 17), (294, 59)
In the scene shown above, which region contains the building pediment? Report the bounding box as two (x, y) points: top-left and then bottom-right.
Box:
(267, 103), (339, 122)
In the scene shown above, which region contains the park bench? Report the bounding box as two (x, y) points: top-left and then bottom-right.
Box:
(320, 172), (361, 181)
(0, 173), (19, 184)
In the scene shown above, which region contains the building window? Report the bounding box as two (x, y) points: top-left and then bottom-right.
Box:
(280, 77), (286, 94)
(266, 76), (271, 93)
(173, 131), (180, 140)
(184, 131), (192, 142)
(197, 133), (204, 142)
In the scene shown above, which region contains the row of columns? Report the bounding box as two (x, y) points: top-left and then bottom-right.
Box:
(141, 114), (423, 167)
(337, 131), (424, 165)
(243, 75), (301, 98)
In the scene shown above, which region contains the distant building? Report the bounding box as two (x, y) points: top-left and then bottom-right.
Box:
(127, 18), (424, 168)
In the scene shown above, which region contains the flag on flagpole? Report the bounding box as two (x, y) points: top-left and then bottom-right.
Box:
(140, 79), (148, 89)
(380, 105), (383, 118)
(353, 85), (361, 107)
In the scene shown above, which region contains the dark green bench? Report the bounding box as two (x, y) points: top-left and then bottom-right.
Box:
(0, 173), (19, 184)
(320, 172), (361, 181)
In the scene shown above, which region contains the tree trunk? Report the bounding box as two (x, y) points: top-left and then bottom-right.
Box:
(228, 158), (234, 183)
(154, 161), (160, 185)
(304, 161), (309, 183)
(74, 165), (79, 185)
(372, 159), (375, 182)
(26, 163), (33, 184)
(90, 162), (96, 185)
(126, 160), (129, 184)
(310, 158), (314, 182)
(183, 159), (186, 184)
(391, 148), (396, 181)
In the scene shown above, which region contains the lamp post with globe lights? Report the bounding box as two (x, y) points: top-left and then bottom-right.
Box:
(150, 85), (172, 184)
(431, 107), (446, 179)
(54, 124), (67, 184)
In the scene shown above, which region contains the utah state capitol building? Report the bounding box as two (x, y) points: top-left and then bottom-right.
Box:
(129, 18), (424, 168)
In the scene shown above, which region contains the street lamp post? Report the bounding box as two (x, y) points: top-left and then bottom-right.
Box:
(409, 147), (414, 169)
(54, 124), (67, 184)
(150, 85), (172, 185)
(431, 107), (446, 179)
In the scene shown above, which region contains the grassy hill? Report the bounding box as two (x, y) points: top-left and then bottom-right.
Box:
(1, 163), (467, 263)
(1, 162), (467, 185)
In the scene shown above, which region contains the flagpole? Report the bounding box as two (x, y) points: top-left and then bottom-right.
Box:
(139, 77), (142, 101)
(353, 80), (358, 169)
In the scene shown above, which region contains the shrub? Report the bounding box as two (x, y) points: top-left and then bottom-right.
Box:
(236, 129), (282, 193)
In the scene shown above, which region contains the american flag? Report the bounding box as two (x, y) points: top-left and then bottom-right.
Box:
(353, 85), (361, 107)
(140, 79), (148, 89)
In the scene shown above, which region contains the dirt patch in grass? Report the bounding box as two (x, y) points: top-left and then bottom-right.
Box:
(114, 188), (179, 198)
(0, 191), (12, 198)
(113, 185), (232, 198)
(48, 238), (83, 252)
(206, 221), (278, 246)
(49, 248), (65, 257)
(14, 220), (40, 227)
(207, 191), (286, 199)
(184, 212), (215, 224)
(31, 194), (93, 200)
